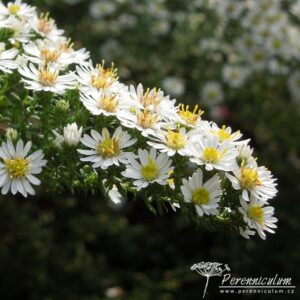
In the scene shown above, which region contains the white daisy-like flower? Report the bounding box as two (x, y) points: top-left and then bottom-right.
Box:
(30, 13), (64, 40)
(203, 122), (247, 145)
(22, 40), (76, 67)
(0, 0), (36, 20)
(108, 184), (124, 205)
(222, 65), (249, 88)
(187, 134), (237, 171)
(162, 76), (185, 97)
(0, 139), (47, 197)
(1, 15), (32, 44)
(201, 81), (224, 106)
(128, 84), (178, 120)
(226, 158), (277, 202)
(147, 127), (194, 156)
(236, 144), (253, 165)
(121, 148), (173, 191)
(18, 63), (76, 94)
(80, 86), (129, 117)
(239, 195), (277, 240)
(180, 168), (222, 217)
(239, 226), (256, 239)
(76, 61), (121, 92)
(0, 42), (19, 73)
(78, 127), (136, 170)
(52, 122), (83, 147)
(175, 104), (204, 128)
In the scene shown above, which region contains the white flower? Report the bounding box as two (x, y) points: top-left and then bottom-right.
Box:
(226, 158), (277, 202)
(147, 127), (194, 156)
(162, 76), (185, 97)
(187, 134), (237, 172)
(239, 226), (256, 239)
(18, 63), (76, 94)
(288, 71), (300, 103)
(180, 168), (222, 216)
(76, 61), (121, 92)
(239, 196), (277, 240)
(0, 42), (19, 73)
(0, 0), (36, 20)
(23, 40), (76, 67)
(201, 81), (224, 106)
(80, 87), (129, 117)
(78, 127), (136, 170)
(30, 13), (64, 40)
(222, 65), (249, 88)
(216, 1), (243, 19)
(121, 148), (173, 191)
(108, 184), (124, 204)
(53, 123), (83, 147)
(203, 122), (247, 145)
(0, 139), (47, 197)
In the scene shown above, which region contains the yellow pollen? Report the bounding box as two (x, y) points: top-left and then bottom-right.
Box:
(212, 125), (240, 143)
(98, 95), (118, 113)
(137, 110), (159, 129)
(41, 48), (61, 62)
(140, 88), (161, 108)
(91, 61), (118, 90)
(247, 206), (263, 225)
(141, 158), (158, 181)
(97, 133), (120, 158)
(178, 104), (204, 125)
(192, 188), (209, 205)
(240, 166), (262, 189)
(203, 147), (226, 163)
(165, 129), (186, 150)
(4, 158), (29, 178)
(38, 69), (57, 86)
(8, 4), (21, 14)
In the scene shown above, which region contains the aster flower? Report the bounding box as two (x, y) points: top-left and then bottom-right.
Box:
(0, 0), (36, 20)
(52, 123), (83, 147)
(121, 148), (173, 191)
(222, 65), (249, 88)
(175, 104), (204, 128)
(239, 196), (277, 240)
(80, 86), (129, 117)
(18, 63), (76, 94)
(186, 134), (237, 172)
(181, 168), (222, 217)
(0, 42), (19, 73)
(201, 81), (224, 106)
(226, 158), (277, 202)
(147, 127), (194, 156)
(0, 139), (47, 197)
(78, 127), (136, 170)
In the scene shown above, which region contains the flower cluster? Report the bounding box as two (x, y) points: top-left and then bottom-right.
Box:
(0, 0), (278, 240)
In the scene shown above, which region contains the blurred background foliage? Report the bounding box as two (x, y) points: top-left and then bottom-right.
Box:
(1, 0), (300, 299)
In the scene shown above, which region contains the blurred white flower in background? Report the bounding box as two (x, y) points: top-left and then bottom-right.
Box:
(288, 71), (300, 103)
(201, 81), (224, 106)
(162, 76), (185, 97)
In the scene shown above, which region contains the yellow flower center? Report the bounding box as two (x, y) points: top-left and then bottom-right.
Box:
(140, 88), (161, 108)
(137, 110), (159, 129)
(203, 147), (226, 163)
(38, 69), (58, 86)
(38, 13), (52, 34)
(91, 62), (118, 90)
(247, 206), (263, 225)
(165, 129), (186, 150)
(98, 95), (118, 113)
(97, 134), (120, 158)
(41, 48), (61, 62)
(4, 158), (29, 178)
(8, 4), (21, 14)
(192, 188), (209, 205)
(178, 104), (204, 126)
(141, 158), (158, 181)
(212, 125), (240, 143)
(240, 166), (262, 189)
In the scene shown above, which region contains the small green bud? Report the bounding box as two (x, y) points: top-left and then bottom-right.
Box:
(56, 99), (69, 111)
(0, 95), (7, 107)
(6, 128), (18, 141)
